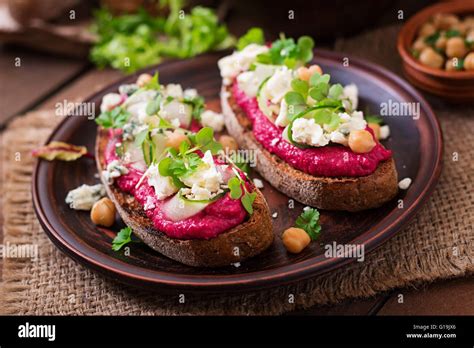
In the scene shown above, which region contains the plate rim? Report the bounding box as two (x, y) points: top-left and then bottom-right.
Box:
(32, 50), (443, 293)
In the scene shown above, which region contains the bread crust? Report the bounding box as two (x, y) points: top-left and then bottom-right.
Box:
(221, 86), (399, 212)
(96, 129), (273, 267)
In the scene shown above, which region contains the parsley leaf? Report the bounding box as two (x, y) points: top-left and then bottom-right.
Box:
(95, 107), (130, 129)
(241, 191), (257, 215)
(295, 207), (321, 240)
(112, 227), (133, 251)
(236, 27), (265, 50)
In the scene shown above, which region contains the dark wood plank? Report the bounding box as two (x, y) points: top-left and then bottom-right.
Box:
(378, 277), (474, 315)
(0, 46), (88, 126)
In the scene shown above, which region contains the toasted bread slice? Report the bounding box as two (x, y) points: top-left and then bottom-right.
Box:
(221, 86), (399, 212)
(96, 129), (274, 267)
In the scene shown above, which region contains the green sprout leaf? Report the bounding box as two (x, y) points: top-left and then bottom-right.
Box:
(228, 176), (243, 199)
(241, 191), (257, 215)
(236, 27), (265, 51)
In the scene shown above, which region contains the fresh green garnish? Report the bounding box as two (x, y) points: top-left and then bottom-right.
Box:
(454, 58), (464, 71)
(143, 72), (161, 91)
(227, 174), (256, 215)
(112, 227), (133, 251)
(365, 114), (383, 124)
(256, 35), (314, 68)
(192, 127), (222, 154)
(410, 48), (420, 59)
(95, 107), (130, 129)
(445, 29), (461, 38)
(424, 31), (440, 46)
(90, 2), (235, 73)
(157, 127), (221, 187)
(183, 95), (205, 120)
(295, 207), (321, 241)
(236, 27), (265, 51)
(228, 176), (243, 199)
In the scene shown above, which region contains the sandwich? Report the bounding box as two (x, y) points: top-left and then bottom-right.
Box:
(95, 72), (273, 267)
(219, 31), (398, 211)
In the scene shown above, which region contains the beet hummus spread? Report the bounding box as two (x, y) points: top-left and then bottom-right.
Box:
(104, 132), (247, 240)
(232, 83), (392, 177)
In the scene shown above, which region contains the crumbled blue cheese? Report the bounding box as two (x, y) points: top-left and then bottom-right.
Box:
(65, 184), (105, 210)
(180, 150), (223, 200)
(275, 99), (290, 127)
(218, 44), (269, 85)
(398, 178), (412, 190)
(165, 84), (183, 99)
(236, 64), (278, 98)
(118, 84), (138, 96)
(253, 178), (264, 189)
(380, 125), (390, 140)
(340, 84), (359, 111)
(292, 118), (329, 147)
(102, 160), (129, 184)
(146, 164), (178, 200)
(200, 110), (225, 132)
(260, 66), (293, 105)
(100, 93), (122, 113)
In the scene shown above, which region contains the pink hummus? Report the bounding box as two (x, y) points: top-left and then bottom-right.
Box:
(232, 82), (392, 177)
(105, 131), (247, 240)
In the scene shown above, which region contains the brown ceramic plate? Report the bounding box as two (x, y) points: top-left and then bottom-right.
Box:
(397, 1), (474, 102)
(32, 51), (442, 293)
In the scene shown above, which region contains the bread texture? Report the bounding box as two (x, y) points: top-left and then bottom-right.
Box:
(96, 129), (274, 267)
(221, 86), (399, 212)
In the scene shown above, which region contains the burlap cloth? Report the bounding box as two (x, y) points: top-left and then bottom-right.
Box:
(1, 25), (473, 315)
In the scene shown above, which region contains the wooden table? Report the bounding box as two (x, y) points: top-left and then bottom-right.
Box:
(1, 43), (473, 316)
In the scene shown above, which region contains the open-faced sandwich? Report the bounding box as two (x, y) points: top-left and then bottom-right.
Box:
(95, 73), (273, 267)
(219, 30), (399, 211)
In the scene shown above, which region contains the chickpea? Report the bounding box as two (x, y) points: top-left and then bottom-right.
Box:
(446, 37), (467, 58)
(418, 22), (436, 37)
(165, 130), (190, 150)
(445, 58), (459, 71)
(348, 130), (376, 154)
(464, 52), (474, 70)
(368, 123), (381, 140)
(91, 198), (116, 227)
(435, 36), (447, 50)
(433, 13), (459, 30)
(464, 16), (474, 30)
(451, 22), (467, 35)
(282, 227), (311, 254)
(308, 64), (323, 75)
(412, 37), (427, 51)
(297, 67), (311, 81)
(419, 47), (444, 69)
(297, 65), (323, 81)
(218, 135), (238, 152)
(136, 73), (152, 87)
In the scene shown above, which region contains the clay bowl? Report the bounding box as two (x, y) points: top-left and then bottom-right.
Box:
(397, 1), (474, 102)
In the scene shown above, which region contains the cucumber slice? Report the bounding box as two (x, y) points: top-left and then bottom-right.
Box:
(256, 77), (273, 120)
(162, 192), (210, 222)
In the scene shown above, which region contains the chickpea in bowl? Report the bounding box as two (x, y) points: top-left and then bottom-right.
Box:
(411, 13), (474, 71)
